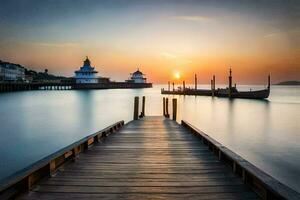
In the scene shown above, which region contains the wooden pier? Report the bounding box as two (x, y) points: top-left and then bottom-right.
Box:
(20, 116), (261, 200)
(162, 71), (270, 99)
(0, 97), (299, 199)
(0, 82), (152, 93)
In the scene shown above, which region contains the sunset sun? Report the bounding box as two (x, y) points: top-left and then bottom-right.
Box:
(174, 72), (181, 79)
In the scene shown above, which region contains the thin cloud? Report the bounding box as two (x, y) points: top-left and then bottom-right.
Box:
(264, 33), (279, 38)
(161, 52), (192, 64)
(161, 52), (177, 59)
(31, 42), (79, 47)
(173, 15), (211, 22)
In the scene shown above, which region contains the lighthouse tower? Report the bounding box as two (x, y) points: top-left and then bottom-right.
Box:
(75, 57), (99, 84)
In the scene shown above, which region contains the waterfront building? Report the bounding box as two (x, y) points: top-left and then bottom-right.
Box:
(75, 57), (99, 84)
(127, 69), (147, 83)
(0, 60), (25, 82)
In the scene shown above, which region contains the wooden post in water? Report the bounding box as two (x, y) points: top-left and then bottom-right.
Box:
(172, 98), (177, 121)
(211, 79), (214, 97)
(183, 81), (185, 91)
(229, 68), (232, 98)
(268, 75), (271, 89)
(165, 98), (170, 118)
(168, 81), (170, 91)
(163, 97), (166, 116)
(172, 82), (175, 91)
(133, 96), (139, 120)
(213, 75), (216, 90)
(139, 96), (145, 118)
(211, 75), (216, 97)
(194, 74), (197, 90)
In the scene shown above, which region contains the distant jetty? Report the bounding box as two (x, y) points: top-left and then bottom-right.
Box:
(73, 56), (152, 88)
(0, 57), (152, 92)
(275, 81), (300, 85)
(162, 69), (270, 99)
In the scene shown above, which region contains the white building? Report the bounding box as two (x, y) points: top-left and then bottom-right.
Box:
(75, 57), (98, 84)
(0, 60), (25, 82)
(127, 69), (147, 83)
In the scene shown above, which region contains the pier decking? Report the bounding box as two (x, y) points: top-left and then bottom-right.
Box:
(19, 116), (258, 200)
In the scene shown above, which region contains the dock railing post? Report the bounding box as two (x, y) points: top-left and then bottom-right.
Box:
(133, 96), (139, 120)
(139, 96), (145, 118)
(165, 98), (170, 118)
(172, 98), (177, 121)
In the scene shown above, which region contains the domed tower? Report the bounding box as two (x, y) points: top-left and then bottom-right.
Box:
(129, 68), (147, 83)
(74, 56), (99, 84)
(83, 56), (91, 66)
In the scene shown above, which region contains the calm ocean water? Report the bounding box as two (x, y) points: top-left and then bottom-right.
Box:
(0, 85), (299, 192)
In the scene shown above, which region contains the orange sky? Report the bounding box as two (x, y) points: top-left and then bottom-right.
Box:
(0, 0), (299, 84)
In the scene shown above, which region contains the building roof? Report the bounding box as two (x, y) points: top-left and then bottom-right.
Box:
(83, 56), (91, 66)
(132, 69), (144, 76)
(75, 56), (98, 73)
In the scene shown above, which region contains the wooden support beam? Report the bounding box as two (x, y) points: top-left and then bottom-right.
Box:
(163, 97), (166, 116)
(139, 96), (145, 118)
(165, 98), (170, 118)
(133, 96), (139, 120)
(195, 74), (197, 90)
(172, 98), (177, 121)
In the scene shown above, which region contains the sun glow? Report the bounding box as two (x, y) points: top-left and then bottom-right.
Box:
(174, 71), (181, 79)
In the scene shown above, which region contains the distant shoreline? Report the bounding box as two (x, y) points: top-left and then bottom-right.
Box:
(275, 81), (300, 85)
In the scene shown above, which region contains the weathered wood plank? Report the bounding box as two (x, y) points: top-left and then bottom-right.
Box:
(31, 185), (254, 194)
(21, 192), (259, 200)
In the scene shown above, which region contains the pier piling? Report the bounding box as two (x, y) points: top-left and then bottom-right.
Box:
(165, 98), (170, 118)
(195, 74), (197, 90)
(133, 96), (139, 120)
(139, 96), (145, 118)
(163, 97), (166, 116)
(211, 75), (216, 97)
(172, 98), (177, 121)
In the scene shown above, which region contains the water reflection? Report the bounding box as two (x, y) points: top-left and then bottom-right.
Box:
(75, 90), (95, 128)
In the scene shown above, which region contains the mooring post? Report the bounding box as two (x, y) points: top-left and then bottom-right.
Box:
(213, 75), (216, 96)
(172, 98), (177, 121)
(172, 82), (175, 91)
(133, 96), (139, 120)
(139, 96), (145, 118)
(168, 81), (170, 91)
(211, 79), (214, 97)
(195, 74), (197, 90)
(163, 97), (166, 116)
(165, 98), (170, 118)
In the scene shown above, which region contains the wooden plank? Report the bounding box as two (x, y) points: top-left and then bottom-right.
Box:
(22, 192), (259, 200)
(31, 185), (254, 194)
